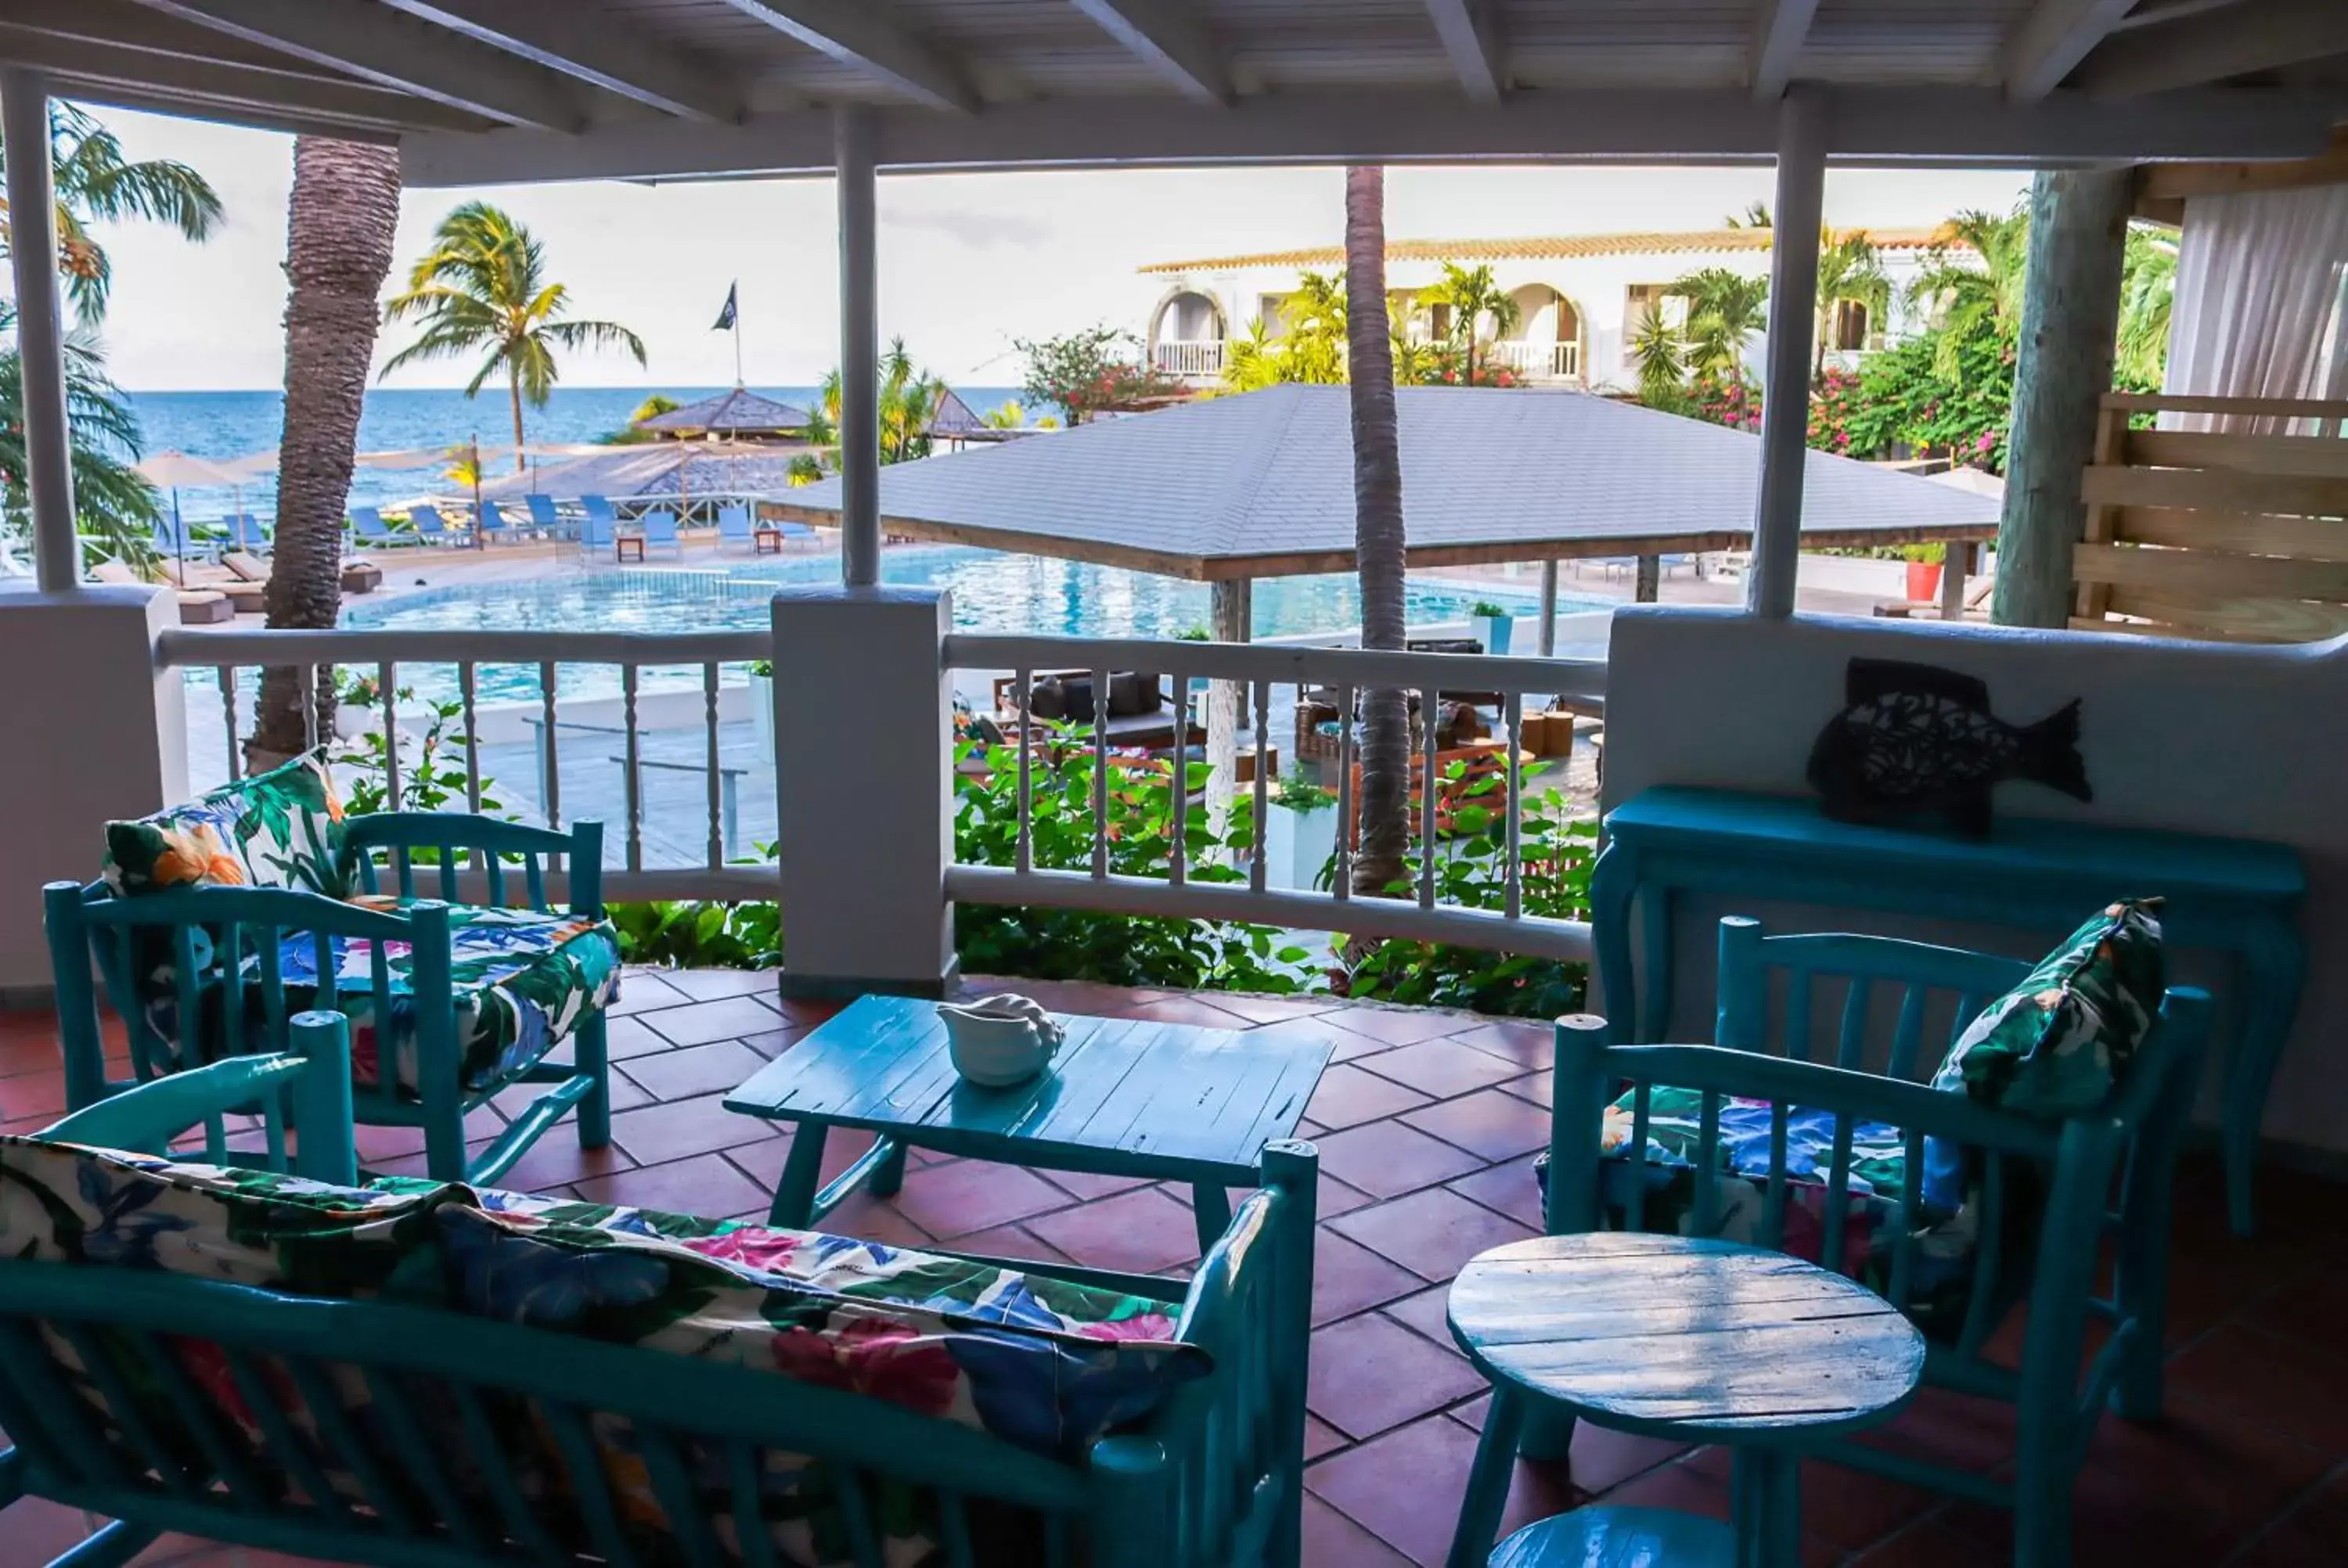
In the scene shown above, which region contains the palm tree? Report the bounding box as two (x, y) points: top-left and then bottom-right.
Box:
(381, 202), (646, 470)
(1813, 228), (1890, 377)
(1419, 262), (1520, 386)
(1344, 166), (1412, 898)
(1725, 201), (1774, 229)
(0, 102), (221, 322)
(1279, 272), (1349, 384)
(1388, 296), (1439, 384)
(2116, 224), (2179, 386)
(250, 138), (402, 766)
(1668, 267), (1769, 378)
(982, 398), (1025, 430)
(1631, 311), (1687, 404)
(0, 301), (160, 564)
(877, 339), (949, 463)
(1905, 206), (2030, 379)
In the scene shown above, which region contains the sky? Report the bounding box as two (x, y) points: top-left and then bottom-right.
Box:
(72, 106), (2036, 393)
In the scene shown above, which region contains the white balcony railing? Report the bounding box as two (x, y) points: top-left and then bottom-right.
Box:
(154, 620), (1604, 973)
(1152, 340), (1226, 378)
(1490, 340), (1581, 380)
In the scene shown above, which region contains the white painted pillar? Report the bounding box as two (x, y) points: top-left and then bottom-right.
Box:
(770, 584), (956, 997)
(834, 104), (880, 588)
(1537, 560), (1559, 656)
(2, 70), (79, 593)
(1206, 577), (1250, 831)
(1745, 88), (1827, 621)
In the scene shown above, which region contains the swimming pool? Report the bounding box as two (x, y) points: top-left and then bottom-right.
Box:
(337, 546), (1606, 705)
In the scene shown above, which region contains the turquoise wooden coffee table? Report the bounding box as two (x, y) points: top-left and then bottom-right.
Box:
(725, 993), (1333, 1249)
(1443, 1234), (1925, 1568)
(1590, 785), (2305, 1233)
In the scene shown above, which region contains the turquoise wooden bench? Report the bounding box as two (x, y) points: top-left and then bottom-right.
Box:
(0, 1013), (1318, 1568)
(1588, 785), (2303, 1232)
(1542, 919), (2212, 1568)
(48, 757), (618, 1187)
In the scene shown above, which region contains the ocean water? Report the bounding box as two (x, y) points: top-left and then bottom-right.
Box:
(124, 385), (1028, 517)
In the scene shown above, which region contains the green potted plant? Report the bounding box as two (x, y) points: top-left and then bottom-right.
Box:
(1900, 542), (1945, 604)
(746, 659), (774, 758)
(1468, 600), (1514, 655)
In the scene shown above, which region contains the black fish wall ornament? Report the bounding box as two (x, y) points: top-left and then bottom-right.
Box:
(1806, 659), (2091, 838)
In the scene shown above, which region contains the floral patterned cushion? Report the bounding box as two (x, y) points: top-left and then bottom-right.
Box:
(1928, 898), (2166, 1119)
(258, 896), (621, 1097)
(103, 751), (344, 898)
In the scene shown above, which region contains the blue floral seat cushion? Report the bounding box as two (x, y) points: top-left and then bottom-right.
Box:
(257, 895), (621, 1098)
(1578, 1086), (1981, 1325)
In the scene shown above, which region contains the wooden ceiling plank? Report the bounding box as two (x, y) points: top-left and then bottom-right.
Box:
(1751, 0), (1823, 102)
(377, 0), (747, 122)
(1422, 0), (1504, 103)
(1066, 0), (1230, 105)
(127, 0), (586, 129)
(714, 0), (976, 113)
(2002, 0), (2143, 101)
(2076, 0), (2348, 95)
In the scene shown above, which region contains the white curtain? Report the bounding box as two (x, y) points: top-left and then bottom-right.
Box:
(2163, 184), (2348, 434)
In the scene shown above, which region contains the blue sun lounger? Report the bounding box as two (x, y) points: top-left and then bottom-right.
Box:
(639, 507), (683, 557)
(347, 506), (406, 550)
(221, 513), (272, 553)
(476, 498), (517, 545)
(525, 493), (567, 537)
(578, 495), (618, 559)
(409, 502), (465, 547)
(717, 503), (757, 550)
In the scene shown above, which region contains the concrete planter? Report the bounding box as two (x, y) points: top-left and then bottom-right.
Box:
(1471, 613), (1514, 655)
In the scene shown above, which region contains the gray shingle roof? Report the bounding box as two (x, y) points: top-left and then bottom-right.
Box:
(636, 387), (813, 437)
(774, 385), (1997, 579)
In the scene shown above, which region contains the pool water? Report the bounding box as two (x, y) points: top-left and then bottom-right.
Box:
(339, 545), (1606, 705)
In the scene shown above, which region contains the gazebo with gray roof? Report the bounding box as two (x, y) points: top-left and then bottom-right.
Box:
(635, 387), (814, 441)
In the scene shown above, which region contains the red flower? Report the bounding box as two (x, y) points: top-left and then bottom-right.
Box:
(683, 1227), (804, 1273)
(769, 1317), (960, 1415)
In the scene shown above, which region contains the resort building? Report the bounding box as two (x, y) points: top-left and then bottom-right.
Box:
(1140, 227), (1968, 390)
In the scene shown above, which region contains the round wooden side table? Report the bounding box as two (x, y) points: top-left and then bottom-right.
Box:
(1443, 1233), (1926, 1568)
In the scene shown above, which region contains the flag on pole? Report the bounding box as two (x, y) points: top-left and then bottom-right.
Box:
(712, 282), (738, 332)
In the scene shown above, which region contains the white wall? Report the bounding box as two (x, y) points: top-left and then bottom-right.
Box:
(1601, 606), (2348, 1159)
(0, 588), (187, 996)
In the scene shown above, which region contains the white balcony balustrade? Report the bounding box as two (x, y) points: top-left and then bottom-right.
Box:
(1152, 340), (1226, 378)
(1490, 340), (1582, 380)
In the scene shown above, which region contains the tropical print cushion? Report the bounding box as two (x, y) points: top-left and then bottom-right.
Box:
(1582, 1085), (1979, 1328)
(260, 896), (621, 1097)
(103, 750), (344, 898)
(2, 1138), (1206, 1565)
(1928, 898), (2166, 1119)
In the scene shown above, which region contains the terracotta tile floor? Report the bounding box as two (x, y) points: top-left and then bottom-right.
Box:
(5, 970), (2346, 1568)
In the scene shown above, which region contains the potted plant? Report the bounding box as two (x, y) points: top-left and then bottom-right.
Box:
(746, 660), (774, 758)
(331, 669), (378, 741)
(1468, 600), (1514, 655)
(1901, 543), (1945, 604)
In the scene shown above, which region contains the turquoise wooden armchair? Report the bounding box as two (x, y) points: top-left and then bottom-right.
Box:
(1541, 918), (2210, 1568)
(0, 1014), (1316, 1568)
(47, 810), (615, 1187)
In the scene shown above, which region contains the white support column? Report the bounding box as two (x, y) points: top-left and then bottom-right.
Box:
(1745, 88), (1827, 620)
(1206, 577), (1250, 833)
(2, 70), (79, 593)
(770, 584), (956, 997)
(834, 103), (880, 588)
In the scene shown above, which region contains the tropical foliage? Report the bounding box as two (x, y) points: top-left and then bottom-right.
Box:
(1014, 324), (1173, 423)
(813, 340), (953, 465)
(1667, 268), (1769, 379)
(1813, 229), (1890, 375)
(600, 392), (680, 445)
(382, 203), (646, 467)
(0, 102), (221, 323)
(1417, 261), (1521, 387)
(0, 300), (159, 563)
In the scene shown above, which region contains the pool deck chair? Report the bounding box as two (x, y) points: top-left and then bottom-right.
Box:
(477, 498), (516, 545)
(409, 503), (464, 548)
(221, 514), (272, 553)
(640, 506), (683, 557)
(149, 515), (211, 563)
(717, 503), (757, 550)
(348, 506), (403, 550)
(780, 516), (818, 541)
(525, 492), (568, 538)
(578, 495), (619, 559)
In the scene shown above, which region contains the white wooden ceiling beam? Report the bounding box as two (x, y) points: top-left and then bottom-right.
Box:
(0, 23), (488, 131)
(1423, 0), (1504, 102)
(2002, 0), (2145, 101)
(400, 85), (2339, 188)
(1067, 0), (1230, 105)
(128, 0), (588, 129)
(2076, 0), (2348, 95)
(1750, 0), (1823, 101)
(376, 0), (745, 122)
(715, 0), (975, 114)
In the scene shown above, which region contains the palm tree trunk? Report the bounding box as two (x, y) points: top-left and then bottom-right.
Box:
(250, 138), (401, 768)
(509, 364), (526, 473)
(1344, 165), (1411, 897)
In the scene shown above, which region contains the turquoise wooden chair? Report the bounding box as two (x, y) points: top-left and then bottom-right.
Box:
(1540, 918), (2210, 1568)
(0, 1013), (1317, 1568)
(47, 812), (614, 1187)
